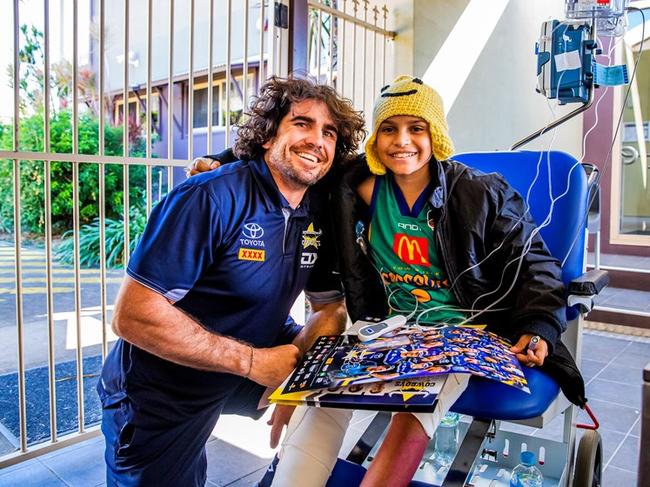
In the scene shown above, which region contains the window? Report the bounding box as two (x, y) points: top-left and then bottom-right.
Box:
(193, 85), (220, 128)
(192, 73), (256, 129)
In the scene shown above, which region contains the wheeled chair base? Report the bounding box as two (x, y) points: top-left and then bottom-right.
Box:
(335, 414), (571, 486)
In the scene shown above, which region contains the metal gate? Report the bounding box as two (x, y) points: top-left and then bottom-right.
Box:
(305, 0), (395, 124)
(0, 0), (394, 466)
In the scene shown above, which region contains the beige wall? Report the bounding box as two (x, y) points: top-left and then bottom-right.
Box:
(622, 51), (650, 217)
(390, 0), (583, 156)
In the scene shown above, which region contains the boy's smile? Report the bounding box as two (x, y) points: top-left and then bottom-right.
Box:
(375, 115), (433, 178)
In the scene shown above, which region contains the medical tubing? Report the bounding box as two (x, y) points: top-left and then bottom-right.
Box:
(556, 40), (617, 264)
(464, 109), (583, 322)
(447, 69), (569, 295)
(413, 304), (508, 327)
(383, 12), (642, 328)
(462, 73), (567, 318)
(580, 37), (619, 162)
(463, 59), (603, 317)
(373, 261), (505, 324)
(464, 161), (584, 325)
(366, 17), (634, 325)
(561, 6), (645, 267)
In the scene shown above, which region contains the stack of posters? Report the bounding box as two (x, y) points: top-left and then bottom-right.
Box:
(269, 325), (528, 412)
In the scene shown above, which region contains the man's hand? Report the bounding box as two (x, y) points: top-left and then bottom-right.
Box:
(185, 157), (221, 177)
(247, 344), (301, 388)
(510, 334), (549, 367)
(267, 404), (296, 448)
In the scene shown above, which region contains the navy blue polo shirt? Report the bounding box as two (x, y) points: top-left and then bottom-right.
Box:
(98, 159), (342, 423)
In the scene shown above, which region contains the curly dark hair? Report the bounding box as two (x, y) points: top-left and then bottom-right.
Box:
(234, 76), (366, 162)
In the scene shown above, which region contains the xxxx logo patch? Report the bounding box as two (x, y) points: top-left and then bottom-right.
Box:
(238, 248), (265, 262)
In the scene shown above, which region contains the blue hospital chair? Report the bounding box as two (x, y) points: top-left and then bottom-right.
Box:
(327, 151), (607, 487)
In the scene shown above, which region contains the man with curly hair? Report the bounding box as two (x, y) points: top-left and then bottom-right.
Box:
(97, 76), (365, 487)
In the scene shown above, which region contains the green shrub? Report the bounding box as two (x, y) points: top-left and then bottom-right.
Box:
(0, 110), (152, 237)
(54, 207), (146, 269)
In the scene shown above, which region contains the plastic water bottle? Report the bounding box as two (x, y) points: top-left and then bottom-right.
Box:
(432, 412), (460, 467)
(510, 451), (543, 487)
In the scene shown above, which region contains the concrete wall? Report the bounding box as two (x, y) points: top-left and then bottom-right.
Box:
(390, 0), (583, 156)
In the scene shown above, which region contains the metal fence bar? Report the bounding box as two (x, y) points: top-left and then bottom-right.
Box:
(266, 0), (275, 77)
(361, 0), (368, 113)
(308, 0), (393, 36)
(225, 0), (232, 147)
(258, 0), (265, 90)
(168, 0), (174, 161)
(123, 0), (130, 266)
(12, 0), (28, 453)
(99, 0), (108, 362)
(328, 10), (334, 85)
(339, 0), (346, 94)
(43, 0), (58, 444)
(317, 6), (323, 81)
(372, 6), (378, 97)
(351, 0), (357, 105)
(145, 0), (153, 215)
(188, 0), (195, 160)
(71, 0), (85, 435)
(307, 0), (395, 100)
(381, 5), (389, 86)
(207, 0), (214, 155)
(0, 151), (190, 166)
(243, 0), (249, 114)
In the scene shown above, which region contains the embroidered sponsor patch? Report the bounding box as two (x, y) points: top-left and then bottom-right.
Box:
(238, 248), (265, 262)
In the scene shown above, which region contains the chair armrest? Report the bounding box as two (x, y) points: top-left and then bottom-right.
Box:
(567, 269), (609, 314)
(568, 269), (609, 296)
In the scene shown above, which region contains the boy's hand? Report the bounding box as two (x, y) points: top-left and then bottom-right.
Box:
(268, 404), (296, 448)
(185, 157), (221, 177)
(510, 334), (548, 367)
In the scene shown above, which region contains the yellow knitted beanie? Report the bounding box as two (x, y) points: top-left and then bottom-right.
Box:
(365, 75), (454, 175)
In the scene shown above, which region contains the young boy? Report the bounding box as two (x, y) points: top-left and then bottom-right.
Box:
(190, 76), (576, 487)
(271, 76), (565, 487)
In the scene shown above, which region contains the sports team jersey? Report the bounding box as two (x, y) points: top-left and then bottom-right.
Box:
(368, 174), (465, 324)
(98, 159), (342, 421)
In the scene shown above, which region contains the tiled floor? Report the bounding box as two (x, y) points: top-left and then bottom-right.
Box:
(0, 330), (647, 487)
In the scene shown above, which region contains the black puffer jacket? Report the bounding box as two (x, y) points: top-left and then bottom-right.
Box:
(333, 156), (586, 406)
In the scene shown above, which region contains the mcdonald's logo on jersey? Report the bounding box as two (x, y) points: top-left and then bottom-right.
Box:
(393, 233), (430, 266)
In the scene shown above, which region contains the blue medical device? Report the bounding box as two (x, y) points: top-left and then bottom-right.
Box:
(536, 20), (596, 105)
(513, 0), (631, 150)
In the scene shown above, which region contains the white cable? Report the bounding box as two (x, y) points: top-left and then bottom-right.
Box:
(561, 6), (645, 267)
(361, 19), (638, 329)
(579, 36), (619, 163)
(464, 67), (573, 323)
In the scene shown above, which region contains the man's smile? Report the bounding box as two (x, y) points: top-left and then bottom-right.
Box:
(294, 150), (322, 165)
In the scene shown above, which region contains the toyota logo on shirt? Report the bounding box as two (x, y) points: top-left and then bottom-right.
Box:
(242, 223), (265, 239)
